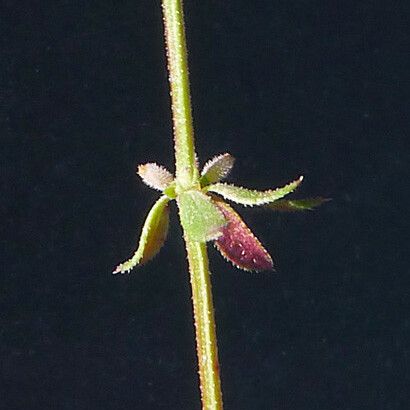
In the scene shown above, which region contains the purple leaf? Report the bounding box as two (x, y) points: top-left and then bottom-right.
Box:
(213, 198), (274, 272)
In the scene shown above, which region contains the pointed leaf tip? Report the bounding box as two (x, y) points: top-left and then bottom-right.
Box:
(113, 196), (170, 274)
(267, 197), (331, 212)
(213, 199), (274, 271)
(206, 176), (303, 206)
(138, 163), (174, 191)
(200, 153), (235, 186)
(177, 190), (226, 242)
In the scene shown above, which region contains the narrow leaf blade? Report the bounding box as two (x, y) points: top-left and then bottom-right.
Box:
(266, 197), (331, 212)
(177, 190), (226, 242)
(206, 176), (303, 206)
(200, 153), (235, 186)
(113, 196), (170, 274)
(138, 163), (174, 191)
(213, 199), (274, 271)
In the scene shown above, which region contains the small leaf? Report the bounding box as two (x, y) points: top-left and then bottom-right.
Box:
(200, 153), (235, 186)
(138, 163), (174, 191)
(213, 199), (273, 271)
(163, 181), (177, 199)
(266, 197), (331, 212)
(177, 190), (226, 242)
(206, 176), (303, 206)
(113, 196), (170, 274)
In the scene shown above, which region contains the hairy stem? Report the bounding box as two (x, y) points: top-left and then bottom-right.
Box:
(162, 0), (199, 190)
(186, 241), (223, 410)
(162, 1), (224, 409)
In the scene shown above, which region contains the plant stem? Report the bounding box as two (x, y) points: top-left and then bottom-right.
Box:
(185, 241), (223, 410)
(162, 1), (224, 409)
(162, 0), (199, 190)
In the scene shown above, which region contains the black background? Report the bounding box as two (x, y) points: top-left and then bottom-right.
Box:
(1, 1), (408, 409)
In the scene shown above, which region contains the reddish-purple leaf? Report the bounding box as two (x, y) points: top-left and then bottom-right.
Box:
(213, 198), (274, 272)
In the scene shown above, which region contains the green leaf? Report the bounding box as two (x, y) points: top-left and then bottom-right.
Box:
(162, 181), (177, 199)
(266, 197), (331, 212)
(206, 176), (303, 206)
(177, 190), (226, 241)
(138, 163), (174, 191)
(113, 195), (170, 274)
(200, 153), (235, 186)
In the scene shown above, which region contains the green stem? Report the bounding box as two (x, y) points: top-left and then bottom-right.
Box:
(162, 0), (199, 190)
(162, 1), (224, 409)
(185, 241), (223, 410)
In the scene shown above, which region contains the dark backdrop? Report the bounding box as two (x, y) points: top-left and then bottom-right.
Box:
(1, 1), (408, 409)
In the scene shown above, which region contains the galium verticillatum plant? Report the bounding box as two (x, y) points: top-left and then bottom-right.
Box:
(113, 152), (327, 274)
(113, 1), (328, 409)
